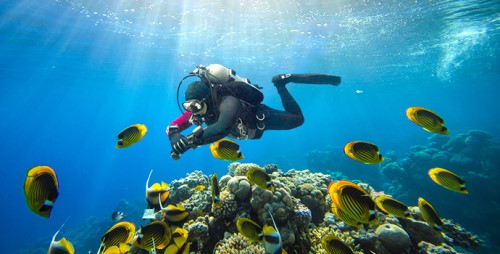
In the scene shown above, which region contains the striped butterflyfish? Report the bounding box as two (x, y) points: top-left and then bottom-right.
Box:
(102, 243), (130, 254)
(418, 197), (444, 231)
(133, 221), (171, 251)
(343, 141), (384, 164)
(246, 166), (274, 191)
(428, 167), (468, 194)
(321, 234), (354, 254)
(406, 106), (448, 135)
(24, 165), (59, 218)
(374, 196), (411, 218)
(328, 181), (377, 225)
(98, 221), (136, 253)
(209, 138), (244, 161)
(116, 123), (147, 148)
(331, 202), (362, 227)
(210, 173), (221, 208)
(236, 217), (262, 242)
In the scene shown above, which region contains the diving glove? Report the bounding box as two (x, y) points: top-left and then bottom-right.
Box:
(171, 134), (190, 155)
(272, 73), (341, 87)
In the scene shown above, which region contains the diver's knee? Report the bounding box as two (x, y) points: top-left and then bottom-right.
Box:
(295, 115), (305, 128)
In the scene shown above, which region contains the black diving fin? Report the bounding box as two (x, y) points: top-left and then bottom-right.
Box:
(272, 73), (341, 86)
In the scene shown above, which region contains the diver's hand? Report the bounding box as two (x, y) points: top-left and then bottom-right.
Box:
(172, 135), (190, 155)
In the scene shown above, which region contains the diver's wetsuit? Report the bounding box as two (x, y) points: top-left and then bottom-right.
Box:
(167, 84), (303, 144)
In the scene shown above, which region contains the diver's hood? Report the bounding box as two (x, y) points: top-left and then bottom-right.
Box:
(185, 81), (210, 101)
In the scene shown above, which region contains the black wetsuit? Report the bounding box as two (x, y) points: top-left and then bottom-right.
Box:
(168, 73), (339, 157)
(184, 84), (304, 145)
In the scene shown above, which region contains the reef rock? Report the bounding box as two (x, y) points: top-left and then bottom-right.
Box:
(400, 218), (444, 246)
(375, 223), (410, 254)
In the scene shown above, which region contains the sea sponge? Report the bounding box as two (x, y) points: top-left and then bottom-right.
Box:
(375, 223), (410, 254)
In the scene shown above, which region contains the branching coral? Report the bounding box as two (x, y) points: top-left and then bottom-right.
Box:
(213, 233), (265, 254)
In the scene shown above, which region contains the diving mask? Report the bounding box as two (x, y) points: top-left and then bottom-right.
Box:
(182, 99), (207, 115)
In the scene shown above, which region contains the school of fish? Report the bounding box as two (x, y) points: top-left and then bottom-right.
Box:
(24, 105), (473, 253)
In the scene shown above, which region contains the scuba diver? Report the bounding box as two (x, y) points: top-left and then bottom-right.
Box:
(166, 64), (341, 160)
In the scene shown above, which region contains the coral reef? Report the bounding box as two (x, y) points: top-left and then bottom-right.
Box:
(27, 147), (493, 253)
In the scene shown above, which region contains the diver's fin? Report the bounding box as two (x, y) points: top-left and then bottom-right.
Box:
(272, 73), (341, 86)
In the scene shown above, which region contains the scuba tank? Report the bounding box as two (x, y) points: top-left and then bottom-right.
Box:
(192, 64), (251, 85)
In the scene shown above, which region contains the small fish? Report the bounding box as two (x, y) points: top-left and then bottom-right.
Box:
(374, 196), (411, 219)
(209, 138), (244, 161)
(111, 211), (125, 222)
(321, 234), (354, 254)
(48, 221), (74, 254)
(246, 166), (274, 191)
(116, 124), (147, 148)
(24, 165), (59, 218)
(210, 173), (221, 207)
(133, 221), (171, 252)
(418, 197), (444, 231)
(193, 185), (206, 192)
(146, 170), (170, 209)
(236, 217), (262, 242)
(98, 221), (136, 254)
(344, 141), (384, 164)
(355, 89), (363, 94)
(428, 167), (468, 194)
(260, 212), (283, 254)
(406, 106), (448, 135)
(159, 203), (189, 223)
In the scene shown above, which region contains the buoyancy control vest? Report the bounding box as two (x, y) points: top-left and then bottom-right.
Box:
(177, 64), (264, 139)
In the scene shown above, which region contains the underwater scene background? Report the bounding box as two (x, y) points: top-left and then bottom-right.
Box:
(1, 0), (499, 253)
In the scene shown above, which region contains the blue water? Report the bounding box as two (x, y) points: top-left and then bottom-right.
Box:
(1, 0), (499, 253)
